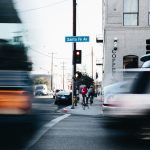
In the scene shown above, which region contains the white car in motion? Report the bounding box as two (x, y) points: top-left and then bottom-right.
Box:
(102, 70), (150, 132)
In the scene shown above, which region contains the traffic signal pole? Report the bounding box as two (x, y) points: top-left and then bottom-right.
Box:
(71, 0), (76, 109)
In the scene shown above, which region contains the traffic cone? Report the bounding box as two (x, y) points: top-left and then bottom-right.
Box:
(63, 107), (68, 113)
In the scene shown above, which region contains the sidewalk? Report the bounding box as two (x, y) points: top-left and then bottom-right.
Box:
(58, 95), (103, 116)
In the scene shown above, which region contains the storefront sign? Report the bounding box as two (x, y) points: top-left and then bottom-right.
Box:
(112, 49), (117, 72)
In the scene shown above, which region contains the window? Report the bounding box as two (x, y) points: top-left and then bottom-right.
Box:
(123, 55), (138, 68)
(123, 0), (139, 26)
(123, 55), (138, 80)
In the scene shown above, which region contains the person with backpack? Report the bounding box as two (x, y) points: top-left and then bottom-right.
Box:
(87, 85), (95, 104)
(81, 85), (88, 106)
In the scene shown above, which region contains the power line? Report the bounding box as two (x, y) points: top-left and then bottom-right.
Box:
(30, 47), (51, 57)
(54, 57), (71, 60)
(18, 0), (70, 13)
(29, 48), (72, 61)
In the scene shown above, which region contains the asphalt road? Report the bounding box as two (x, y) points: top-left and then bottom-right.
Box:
(26, 114), (150, 150)
(0, 96), (65, 150)
(0, 97), (150, 150)
(31, 96), (66, 128)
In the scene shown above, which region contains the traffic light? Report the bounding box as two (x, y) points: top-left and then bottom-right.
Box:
(74, 50), (82, 64)
(146, 39), (150, 54)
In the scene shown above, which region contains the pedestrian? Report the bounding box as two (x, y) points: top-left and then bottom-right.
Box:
(81, 85), (88, 106)
(87, 85), (95, 104)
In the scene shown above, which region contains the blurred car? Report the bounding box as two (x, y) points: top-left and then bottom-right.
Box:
(0, 27), (34, 127)
(102, 80), (132, 112)
(0, 70), (33, 115)
(0, 46), (34, 127)
(0, 1), (37, 134)
(102, 70), (150, 133)
(0, 41), (33, 116)
(34, 84), (48, 96)
(54, 90), (72, 105)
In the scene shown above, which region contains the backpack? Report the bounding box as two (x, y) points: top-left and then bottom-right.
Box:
(88, 88), (94, 94)
(81, 87), (87, 95)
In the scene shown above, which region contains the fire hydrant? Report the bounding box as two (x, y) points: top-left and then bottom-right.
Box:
(73, 96), (77, 106)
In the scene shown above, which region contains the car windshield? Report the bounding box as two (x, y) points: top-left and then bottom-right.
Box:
(104, 80), (132, 96)
(57, 91), (70, 95)
(35, 86), (44, 90)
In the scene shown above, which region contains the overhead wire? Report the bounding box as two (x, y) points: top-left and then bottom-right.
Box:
(18, 0), (70, 13)
(29, 47), (71, 61)
(30, 47), (51, 57)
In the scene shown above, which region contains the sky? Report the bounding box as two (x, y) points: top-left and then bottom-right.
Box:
(14, 0), (103, 78)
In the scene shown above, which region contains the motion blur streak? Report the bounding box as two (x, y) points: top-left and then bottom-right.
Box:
(0, 90), (31, 114)
(102, 70), (150, 138)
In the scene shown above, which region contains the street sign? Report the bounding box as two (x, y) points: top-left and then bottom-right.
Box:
(65, 36), (90, 42)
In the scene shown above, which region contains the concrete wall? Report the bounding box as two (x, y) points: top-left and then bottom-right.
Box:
(103, 0), (150, 86)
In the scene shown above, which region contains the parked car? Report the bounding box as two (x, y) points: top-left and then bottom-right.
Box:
(53, 89), (63, 99)
(55, 90), (72, 105)
(34, 84), (48, 96)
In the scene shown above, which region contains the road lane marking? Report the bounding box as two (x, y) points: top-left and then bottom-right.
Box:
(23, 114), (71, 150)
(44, 114), (70, 128)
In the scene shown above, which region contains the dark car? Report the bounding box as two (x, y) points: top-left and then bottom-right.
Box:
(53, 89), (63, 99)
(55, 91), (72, 105)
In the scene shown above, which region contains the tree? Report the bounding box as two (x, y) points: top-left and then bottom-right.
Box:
(75, 71), (94, 89)
(33, 77), (49, 86)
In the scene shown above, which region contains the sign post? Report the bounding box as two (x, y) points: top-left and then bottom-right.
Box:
(65, 35), (90, 109)
(71, 0), (77, 109)
(65, 1), (90, 109)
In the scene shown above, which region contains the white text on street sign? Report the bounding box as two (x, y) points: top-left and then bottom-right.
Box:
(65, 36), (90, 42)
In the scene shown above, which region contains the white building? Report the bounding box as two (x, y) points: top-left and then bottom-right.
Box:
(103, 0), (150, 86)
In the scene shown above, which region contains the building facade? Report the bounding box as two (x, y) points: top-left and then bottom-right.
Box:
(103, 0), (150, 86)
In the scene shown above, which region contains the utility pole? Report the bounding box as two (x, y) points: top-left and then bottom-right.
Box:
(91, 46), (94, 79)
(62, 61), (65, 90)
(51, 52), (54, 91)
(71, 0), (77, 109)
